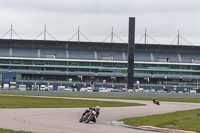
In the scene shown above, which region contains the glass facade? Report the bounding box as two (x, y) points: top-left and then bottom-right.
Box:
(0, 58), (200, 76)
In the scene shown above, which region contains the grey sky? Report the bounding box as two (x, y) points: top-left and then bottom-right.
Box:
(1, 0), (200, 45)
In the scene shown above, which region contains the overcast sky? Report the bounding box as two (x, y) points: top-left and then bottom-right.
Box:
(1, 0), (200, 45)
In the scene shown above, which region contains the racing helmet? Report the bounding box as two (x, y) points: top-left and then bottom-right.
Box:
(95, 106), (100, 111)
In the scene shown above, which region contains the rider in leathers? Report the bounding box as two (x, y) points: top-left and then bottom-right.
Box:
(79, 106), (100, 123)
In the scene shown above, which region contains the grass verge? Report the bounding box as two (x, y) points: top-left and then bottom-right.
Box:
(2, 94), (200, 103)
(0, 128), (32, 133)
(121, 108), (200, 133)
(0, 95), (144, 108)
(32, 95), (200, 103)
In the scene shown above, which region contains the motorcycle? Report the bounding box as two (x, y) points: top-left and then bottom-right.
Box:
(154, 100), (160, 105)
(79, 110), (96, 123)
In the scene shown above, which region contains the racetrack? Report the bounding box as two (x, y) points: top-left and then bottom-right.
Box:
(0, 96), (200, 133)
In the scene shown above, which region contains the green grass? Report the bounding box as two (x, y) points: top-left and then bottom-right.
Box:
(37, 95), (200, 103)
(0, 128), (32, 133)
(97, 97), (200, 103)
(113, 97), (200, 103)
(121, 108), (200, 133)
(0, 95), (144, 108)
(3, 94), (200, 103)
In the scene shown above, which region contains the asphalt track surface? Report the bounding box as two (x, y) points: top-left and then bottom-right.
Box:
(0, 96), (200, 133)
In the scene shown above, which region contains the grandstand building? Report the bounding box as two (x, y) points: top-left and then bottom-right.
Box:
(0, 39), (200, 92)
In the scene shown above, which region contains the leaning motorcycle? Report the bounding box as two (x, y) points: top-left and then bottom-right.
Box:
(154, 100), (160, 105)
(80, 110), (96, 123)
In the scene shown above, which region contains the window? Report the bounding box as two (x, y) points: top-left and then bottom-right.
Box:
(0, 59), (10, 64)
(79, 62), (86, 66)
(102, 63), (112, 67)
(91, 62), (101, 67)
(12, 60), (21, 64)
(192, 66), (200, 70)
(180, 65), (191, 70)
(45, 67), (55, 71)
(114, 63), (125, 68)
(170, 65), (180, 70)
(56, 68), (66, 71)
(34, 60), (44, 65)
(23, 60), (32, 65)
(45, 61), (56, 65)
(69, 62), (78, 66)
(57, 61), (66, 65)
(68, 68), (78, 72)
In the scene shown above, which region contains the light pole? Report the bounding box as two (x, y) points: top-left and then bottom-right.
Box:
(127, 17), (135, 91)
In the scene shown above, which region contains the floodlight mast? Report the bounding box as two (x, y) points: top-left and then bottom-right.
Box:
(127, 17), (135, 91)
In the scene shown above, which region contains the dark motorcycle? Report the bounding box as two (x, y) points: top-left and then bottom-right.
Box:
(154, 100), (160, 105)
(153, 98), (160, 105)
(79, 110), (96, 123)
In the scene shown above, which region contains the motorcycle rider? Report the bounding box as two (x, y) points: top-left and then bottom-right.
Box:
(153, 98), (159, 105)
(79, 106), (100, 123)
(153, 98), (157, 103)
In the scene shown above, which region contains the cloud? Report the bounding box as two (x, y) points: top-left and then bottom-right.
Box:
(2, 0), (200, 14)
(0, 0), (200, 44)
